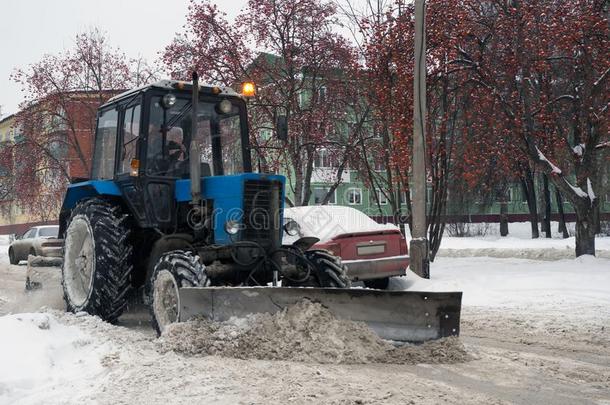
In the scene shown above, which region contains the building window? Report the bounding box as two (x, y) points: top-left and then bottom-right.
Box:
(299, 91), (306, 107)
(313, 187), (336, 205)
(400, 191), (408, 205)
(371, 190), (389, 205)
(497, 189), (513, 203)
(521, 189), (528, 203)
(319, 86), (327, 102)
(374, 159), (386, 171)
(314, 149), (332, 168)
(259, 128), (272, 140)
(346, 188), (362, 205)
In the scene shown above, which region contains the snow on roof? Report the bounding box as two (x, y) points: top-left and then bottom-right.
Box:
(284, 205), (398, 243)
(536, 146), (562, 175)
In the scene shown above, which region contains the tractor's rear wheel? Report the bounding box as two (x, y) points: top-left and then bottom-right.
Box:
(150, 250), (207, 335)
(284, 249), (351, 288)
(62, 199), (133, 323)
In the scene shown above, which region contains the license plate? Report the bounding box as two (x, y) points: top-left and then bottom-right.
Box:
(357, 243), (386, 255)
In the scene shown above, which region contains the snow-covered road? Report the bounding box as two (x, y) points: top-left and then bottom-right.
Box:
(0, 234), (609, 404)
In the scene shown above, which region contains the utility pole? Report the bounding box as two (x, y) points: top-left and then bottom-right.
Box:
(410, 0), (430, 278)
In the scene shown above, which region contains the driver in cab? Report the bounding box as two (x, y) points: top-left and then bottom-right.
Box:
(148, 125), (188, 177)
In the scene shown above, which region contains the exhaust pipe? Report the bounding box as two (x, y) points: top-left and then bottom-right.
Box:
(190, 71), (201, 206)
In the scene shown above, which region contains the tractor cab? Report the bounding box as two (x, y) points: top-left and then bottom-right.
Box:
(86, 80), (255, 233)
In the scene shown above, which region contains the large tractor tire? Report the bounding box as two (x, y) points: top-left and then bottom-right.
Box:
(285, 249), (351, 288)
(150, 250), (207, 335)
(61, 199), (133, 323)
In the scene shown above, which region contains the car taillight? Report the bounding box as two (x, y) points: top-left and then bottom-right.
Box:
(325, 243), (342, 257)
(399, 238), (408, 255)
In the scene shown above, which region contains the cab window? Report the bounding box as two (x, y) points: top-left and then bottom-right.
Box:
(120, 103), (141, 174)
(92, 108), (119, 179)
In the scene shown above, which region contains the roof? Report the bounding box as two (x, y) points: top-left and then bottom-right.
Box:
(0, 114), (16, 126)
(105, 80), (242, 105)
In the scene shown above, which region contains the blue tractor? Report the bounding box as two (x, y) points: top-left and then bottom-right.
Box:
(59, 75), (461, 341)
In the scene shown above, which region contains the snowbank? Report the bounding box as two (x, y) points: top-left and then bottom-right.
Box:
(0, 313), (112, 405)
(158, 300), (469, 364)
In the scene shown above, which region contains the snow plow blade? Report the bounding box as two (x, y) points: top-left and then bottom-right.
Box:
(179, 287), (462, 343)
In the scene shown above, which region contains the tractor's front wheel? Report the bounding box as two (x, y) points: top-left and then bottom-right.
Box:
(62, 199), (133, 323)
(150, 251), (207, 335)
(284, 249), (351, 288)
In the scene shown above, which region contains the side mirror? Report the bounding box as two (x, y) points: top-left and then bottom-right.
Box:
(9, 234), (15, 242)
(276, 115), (288, 141)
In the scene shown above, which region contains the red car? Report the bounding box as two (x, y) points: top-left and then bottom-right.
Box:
(283, 206), (409, 289)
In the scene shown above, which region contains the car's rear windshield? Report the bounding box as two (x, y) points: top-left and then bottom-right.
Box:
(38, 227), (59, 237)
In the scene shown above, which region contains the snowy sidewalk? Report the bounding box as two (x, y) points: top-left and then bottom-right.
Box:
(395, 256), (610, 311)
(432, 221), (610, 260)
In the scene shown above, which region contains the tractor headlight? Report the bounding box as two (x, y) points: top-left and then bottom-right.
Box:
(218, 99), (233, 114)
(283, 219), (300, 236)
(224, 220), (242, 235)
(162, 93), (177, 108)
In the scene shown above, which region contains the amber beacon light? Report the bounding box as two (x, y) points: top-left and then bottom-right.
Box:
(241, 82), (256, 97)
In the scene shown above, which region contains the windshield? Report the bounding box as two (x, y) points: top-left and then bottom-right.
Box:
(147, 96), (245, 177)
(38, 226), (59, 237)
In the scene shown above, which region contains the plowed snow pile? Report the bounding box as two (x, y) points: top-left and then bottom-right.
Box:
(157, 300), (469, 364)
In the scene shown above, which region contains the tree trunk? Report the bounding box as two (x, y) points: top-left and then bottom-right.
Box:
(520, 168), (539, 238)
(575, 209), (596, 256)
(542, 174), (552, 238)
(555, 187), (569, 238)
(499, 201), (509, 236)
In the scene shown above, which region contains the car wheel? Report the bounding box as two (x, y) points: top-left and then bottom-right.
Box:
(8, 248), (17, 265)
(364, 277), (390, 290)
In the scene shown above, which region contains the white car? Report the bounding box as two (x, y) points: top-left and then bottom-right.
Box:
(8, 225), (62, 265)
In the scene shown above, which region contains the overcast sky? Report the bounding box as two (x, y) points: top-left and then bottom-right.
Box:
(0, 0), (249, 118)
